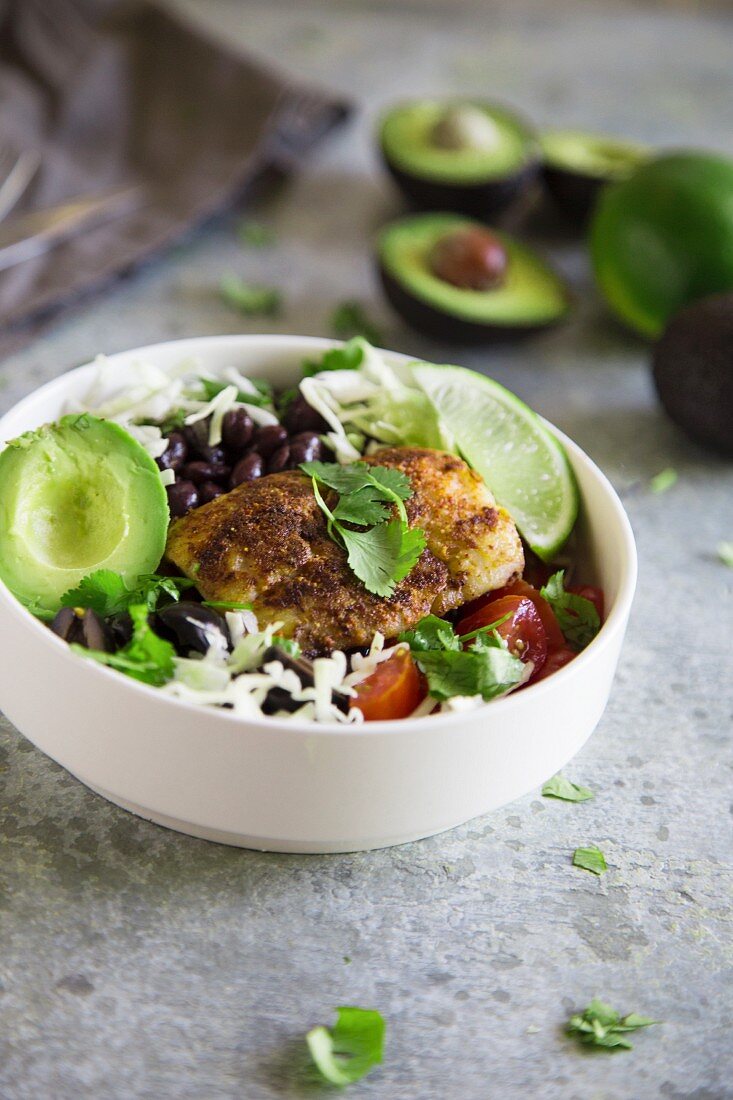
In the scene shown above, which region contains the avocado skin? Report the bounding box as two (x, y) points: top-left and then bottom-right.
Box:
(382, 155), (540, 217)
(652, 292), (733, 457)
(378, 263), (562, 344)
(542, 166), (604, 226)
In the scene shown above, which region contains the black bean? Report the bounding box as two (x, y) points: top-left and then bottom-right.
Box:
(182, 460), (231, 486)
(230, 453), (264, 487)
(157, 602), (231, 656)
(156, 431), (187, 471)
(222, 407), (254, 451)
(109, 612), (133, 648)
(183, 420), (225, 464)
(287, 431), (324, 466)
(51, 606), (79, 643)
(198, 480), (224, 504)
(283, 393), (329, 434)
(81, 609), (114, 652)
(167, 479), (199, 517)
(267, 444), (291, 473)
(251, 424), (288, 458)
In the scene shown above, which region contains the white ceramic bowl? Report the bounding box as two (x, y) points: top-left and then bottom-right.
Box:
(0, 336), (636, 852)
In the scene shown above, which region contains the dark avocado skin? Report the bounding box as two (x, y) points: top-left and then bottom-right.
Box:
(382, 155), (540, 217)
(652, 292), (733, 457)
(378, 263), (564, 344)
(542, 165), (605, 225)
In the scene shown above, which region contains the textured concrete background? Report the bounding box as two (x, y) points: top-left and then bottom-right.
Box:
(1, 1), (732, 1097)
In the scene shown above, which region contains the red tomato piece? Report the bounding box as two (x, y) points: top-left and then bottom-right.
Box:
(533, 645), (576, 681)
(568, 584), (605, 621)
(487, 579), (565, 650)
(456, 594), (548, 677)
(353, 649), (425, 721)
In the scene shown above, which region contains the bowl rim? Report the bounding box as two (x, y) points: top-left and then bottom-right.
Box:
(0, 333), (638, 737)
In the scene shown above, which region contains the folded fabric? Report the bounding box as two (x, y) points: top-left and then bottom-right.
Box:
(0, 0), (350, 358)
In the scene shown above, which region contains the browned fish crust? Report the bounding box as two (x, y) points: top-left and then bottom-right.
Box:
(165, 447), (523, 653)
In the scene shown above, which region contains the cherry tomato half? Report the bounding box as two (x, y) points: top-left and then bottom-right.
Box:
(568, 584), (604, 621)
(456, 594), (548, 677)
(353, 648), (425, 721)
(488, 579), (565, 650)
(533, 645), (576, 681)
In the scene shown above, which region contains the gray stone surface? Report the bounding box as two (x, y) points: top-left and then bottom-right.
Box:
(1, 1), (732, 1097)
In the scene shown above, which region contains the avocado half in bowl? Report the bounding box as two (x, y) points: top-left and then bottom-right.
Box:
(377, 212), (571, 343)
(379, 100), (540, 217)
(540, 129), (651, 224)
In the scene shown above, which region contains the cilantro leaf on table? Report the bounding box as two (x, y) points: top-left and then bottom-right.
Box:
(219, 276), (281, 317)
(306, 1006), (385, 1087)
(567, 998), (658, 1051)
(331, 300), (383, 346)
(415, 646), (525, 702)
(540, 571), (600, 651)
(542, 775), (594, 802)
(71, 604), (175, 686)
(302, 336), (366, 378)
(717, 541), (733, 568)
(61, 570), (193, 617)
(650, 467), (678, 494)
(237, 219), (275, 247)
(572, 845), (608, 875)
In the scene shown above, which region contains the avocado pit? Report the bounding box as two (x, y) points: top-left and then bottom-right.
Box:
(430, 226), (508, 291)
(431, 104), (500, 153)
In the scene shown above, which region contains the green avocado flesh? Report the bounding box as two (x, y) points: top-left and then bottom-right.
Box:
(379, 213), (569, 325)
(0, 414), (169, 613)
(541, 130), (649, 180)
(380, 101), (536, 184)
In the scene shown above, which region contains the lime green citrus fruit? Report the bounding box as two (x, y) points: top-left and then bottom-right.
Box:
(0, 414), (169, 613)
(411, 364), (578, 561)
(591, 151), (733, 337)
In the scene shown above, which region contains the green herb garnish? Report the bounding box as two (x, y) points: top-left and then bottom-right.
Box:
(572, 846), (608, 875)
(306, 1006), (385, 1087)
(72, 604), (175, 686)
(237, 220), (275, 247)
(198, 376), (273, 408)
(60, 570), (193, 617)
(220, 276), (281, 317)
(650, 467), (678, 494)
(717, 541), (733, 568)
(302, 336), (366, 378)
(398, 613), (524, 701)
(542, 775), (594, 802)
(540, 571), (600, 651)
(272, 636), (302, 658)
(201, 599), (253, 612)
(331, 301), (383, 345)
(301, 460), (426, 598)
(567, 998), (658, 1051)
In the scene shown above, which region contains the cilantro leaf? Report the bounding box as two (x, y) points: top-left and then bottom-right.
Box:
(717, 541), (733, 568)
(219, 276), (281, 317)
(572, 845), (608, 875)
(542, 774), (594, 802)
(540, 571), (600, 651)
(415, 646), (524, 702)
(331, 301), (383, 346)
(198, 376), (273, 408)
(237, 220), (275, 247)
(272, 636), (302, 658)
(567, 999), (659, 1052)
(61, 571), (193, 617)
(302, 336), (366, 378)
(72, 604), (175, 686)
(650, 467), (678, 494)
(306, 1006), (385, 1087)
(399, 615), (462, 653)
(340, 520), (424, 599)
(333, 485), (392, 526)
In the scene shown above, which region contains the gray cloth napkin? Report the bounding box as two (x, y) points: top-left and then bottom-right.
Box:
(0, 0), (350, 358)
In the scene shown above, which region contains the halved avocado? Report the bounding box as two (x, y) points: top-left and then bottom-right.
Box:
(541, 129), (651, 224)
(0, 414), (169, 613)
(377, 213), (570, 343)
(379, 100), (540, 217)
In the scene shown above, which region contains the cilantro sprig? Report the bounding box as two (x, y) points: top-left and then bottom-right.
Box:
(540, 571), (600, 651)
(71, 604), (175, 686)
(302, 336), (366, 378)
(306, 1006), (385, 1086)
(567, 999), (659, 1051)
(302, 460), (426, 598)
(60, 570), (193, 617)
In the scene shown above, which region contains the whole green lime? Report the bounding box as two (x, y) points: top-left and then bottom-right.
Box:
(591, 152), (733, 337)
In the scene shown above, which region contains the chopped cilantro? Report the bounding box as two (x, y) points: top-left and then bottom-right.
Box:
(540, 571), (600, 651)
(72, 604), (175, 686)
(399, 614), (462, 653)
(159, 408), (187, 433)
(542, 775), (594, 802)
(331, 301), (383, 346)
(302, 336), (366, 378)
(572, 846), (607, 875)
(237, 220), (275, 247)
(220, 276), (281, 317)
(302, 460), (425, 598)
(306, 1006), (385, 1086)
(61, 570), (193, 617)
(717, 541), (733, 568)
(650, 467), (678, 494)
(416, 645), (524, 702)
(201, 600), (253, 612)
(272, 636), (302, 658)
(567, 998), (658, 1051)
(198, 376), (273, 408)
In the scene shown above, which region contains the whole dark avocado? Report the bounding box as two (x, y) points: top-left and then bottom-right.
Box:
(652, 293), (733, 456)
(377, 212), (570, 344)
(540, 129), (650, 225)
(379, 100), (540, 217)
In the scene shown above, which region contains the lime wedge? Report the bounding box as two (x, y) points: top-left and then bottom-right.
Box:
(411, 364), (578, 561)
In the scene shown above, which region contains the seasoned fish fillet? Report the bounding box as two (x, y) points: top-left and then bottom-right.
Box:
(165, 447), (523, 654)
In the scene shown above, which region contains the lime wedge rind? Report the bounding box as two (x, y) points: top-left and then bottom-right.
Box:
(411, 364), (579, 561)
